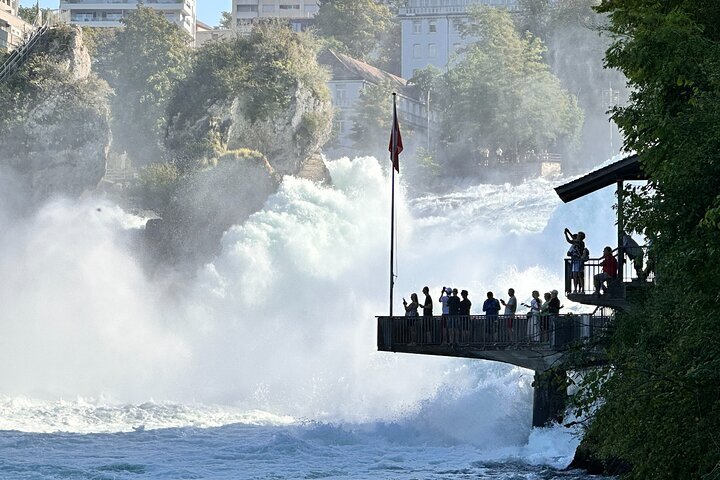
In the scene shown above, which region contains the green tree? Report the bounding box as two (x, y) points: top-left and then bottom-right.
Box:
(314, 0), (394, 62)
(166, 21), (331, 172)
(571, 2), (720, 478)
(350, 81), (412, 161)
(102, 7), (191, 165)
(220, 11), (232, 29)
(515, 0), (623, 171)
(434, 6), (582, 173)
(17, 5), (56, 25)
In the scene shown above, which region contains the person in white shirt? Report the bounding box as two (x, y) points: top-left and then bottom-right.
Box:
(439, 287), (451, 344)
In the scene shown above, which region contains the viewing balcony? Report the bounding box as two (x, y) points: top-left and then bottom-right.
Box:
(377, 314), (611, 371)
(564, 245), (655, 310)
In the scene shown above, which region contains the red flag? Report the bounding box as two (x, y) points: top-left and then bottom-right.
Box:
(388, 98), (403, 173)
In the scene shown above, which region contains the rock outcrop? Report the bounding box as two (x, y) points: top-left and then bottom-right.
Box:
(145, 149), (279, 267)
(0, 26), (111, 207)
(225, 85), (333, 177)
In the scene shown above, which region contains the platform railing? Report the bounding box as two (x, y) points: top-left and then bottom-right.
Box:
(377, 314), (612, 352)
(0, 23), (49, 83)
(564, 245), (655, 296)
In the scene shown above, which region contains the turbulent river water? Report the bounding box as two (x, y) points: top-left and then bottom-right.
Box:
(0, 156), (617, 479)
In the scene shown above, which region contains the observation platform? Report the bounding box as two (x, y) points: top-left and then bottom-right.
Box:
(563, 250), (655, 311)
(377, 314), (611, 371)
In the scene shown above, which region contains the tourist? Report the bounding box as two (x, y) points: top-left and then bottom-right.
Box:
(448, 288), (461, 344)
(622, 232), (644, 279)
(594, 246), (618, 295)
(422, 286), (433, 317)
(548, 290), (563, 343)
(564, 228), (586, 293)
(540, 292), (552, 341)
(403, 293), (419, 316)
(500, 288), (517, 341)
(522, 290), (542, 342)
(483, 291), (501, 341)
(459, 289), (472, 344)
(403, 293), (419, 345)
(439, 287), (451, 344)
(421, 286), (433, 343)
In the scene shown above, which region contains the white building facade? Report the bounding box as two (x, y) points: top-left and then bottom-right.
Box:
(399, 0), (517, 79)
(59, 0), (196, 38)
(232, 0), (319, 34)
(319, 50), (435, 156)
(0, 0), (31, 53)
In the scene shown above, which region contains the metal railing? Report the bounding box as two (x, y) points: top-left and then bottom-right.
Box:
(564, 245), (655, 296)
(377, 314), (612, 351)
(0, 22), (48, 83)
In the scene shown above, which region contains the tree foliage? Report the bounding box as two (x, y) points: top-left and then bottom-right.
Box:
(314, 0), (394, 63)
(98, 7), (191, 165)
(571, 2), (720, 478)
(350, 81), (412, 162)
(220, 11), (232, 29)
(429, 6), (582, 173)
(515, 0), (626, 170)
(165, 21), (331, 171)
(17, 5), (56, 25)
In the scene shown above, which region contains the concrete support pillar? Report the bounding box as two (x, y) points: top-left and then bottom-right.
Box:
(532, 369), (568, 427)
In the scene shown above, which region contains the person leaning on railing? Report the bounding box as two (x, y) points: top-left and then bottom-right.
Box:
(594, 246), (619, 295)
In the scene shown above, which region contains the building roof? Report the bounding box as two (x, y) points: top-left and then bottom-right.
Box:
(196, 20), (213, 32)
(318, 49), (419, 100)
(554, 154), (647, 203)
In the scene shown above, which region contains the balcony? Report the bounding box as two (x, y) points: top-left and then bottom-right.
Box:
(377, 314), (611, 371)
(564, 245), (655, 309)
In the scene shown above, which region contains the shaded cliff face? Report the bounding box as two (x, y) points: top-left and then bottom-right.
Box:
(0, 26), (111, 208)
(145, 150), (280, 269)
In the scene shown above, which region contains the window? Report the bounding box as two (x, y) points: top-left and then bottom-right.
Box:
(412, 20), (421, 34)
(279, 4), (301, 9)
(428, 20), (437, 33)
(428, 43), (437, 58)
(413, 44), (421, 58)
(335, 85), (346, 104)
(237, 5), (258, 12)
(262, 5), (275, 12)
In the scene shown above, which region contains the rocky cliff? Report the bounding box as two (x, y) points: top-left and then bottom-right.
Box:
(0, 26), (111, 207)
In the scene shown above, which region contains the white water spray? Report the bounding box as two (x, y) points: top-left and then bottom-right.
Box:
(0, 156), (616, 456)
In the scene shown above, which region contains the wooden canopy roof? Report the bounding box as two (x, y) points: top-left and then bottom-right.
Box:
(554, 154), (647, 203)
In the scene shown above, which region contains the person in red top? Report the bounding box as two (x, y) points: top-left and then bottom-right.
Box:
(594, 246), (618, 294)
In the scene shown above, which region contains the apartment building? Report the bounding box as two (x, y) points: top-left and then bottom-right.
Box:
(319, 49), (436, 157)
(399, 0), (517, 79)
(59, 0), (196, 38)
(232, 0), (319, 34)
(0, 0), (31, 53)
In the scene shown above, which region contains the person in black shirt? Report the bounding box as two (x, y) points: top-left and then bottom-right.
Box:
(549, 289), (562, 315)
(421, 286), (433, 344)
(547, 289), (563, 342)
(459, 290), (471, 315)
(447, 288), (461, 344)
(422, 286), (433, 316)
(459, 290), (472, 344)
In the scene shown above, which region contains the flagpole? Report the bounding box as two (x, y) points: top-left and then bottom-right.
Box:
(389, 93), (397, 317)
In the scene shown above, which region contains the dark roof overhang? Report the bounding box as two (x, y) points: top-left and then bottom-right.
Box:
(554, 154), (648, 203)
